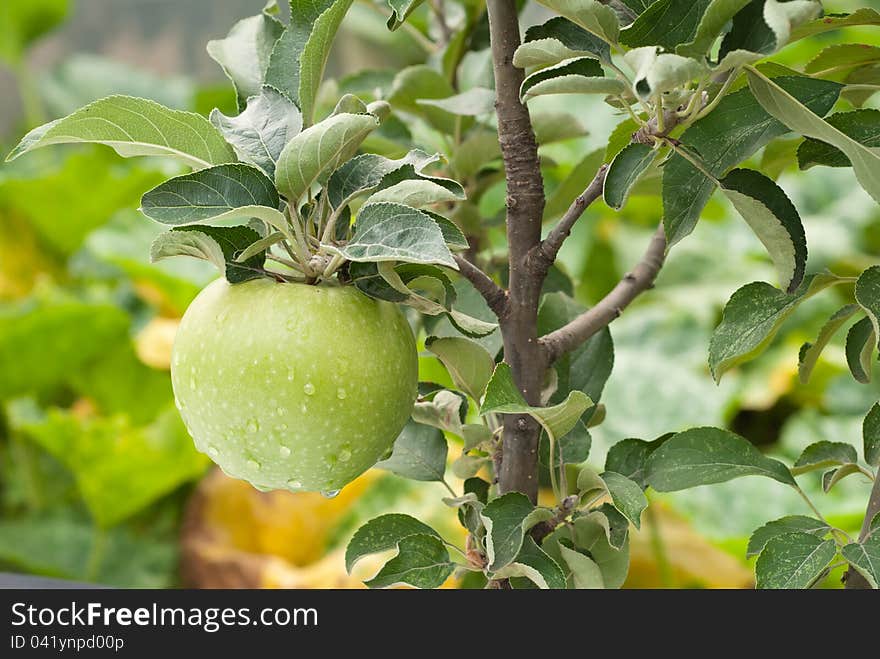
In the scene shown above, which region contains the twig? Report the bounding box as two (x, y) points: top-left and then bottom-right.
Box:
(845, 474), (880, 589)
(539, 225), (667, 363)
(453, 254), (509, 318)
(534, 164), (608, 269)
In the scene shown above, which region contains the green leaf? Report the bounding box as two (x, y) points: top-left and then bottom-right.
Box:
(264, 0), (354, 125)
(388, 65), (458, 135)
(676, 0), (751, 58)
(6, 95), (237, 169)
(756, 533), (837, 589)
(602, 471), (647, 529)
(790, 8), (880, 41)
(806, 44), (880, 76)
(570, 515), (630, 588)
(275, 109), (380, 202)
(534, 0), (620, 45)
(235, 231), (286, 263)
(855, 266), (880, 350)
(425, 337), (495, 402)
(462, 424), (493, 452)
(792, 441), (858, 476)
(481, 492), (535, 571)
(719, 168), (807, 293)
(210, 87), (302, 177)
(532, 111), (589, 145)
(412, 390), (464, 437)
(846, 316), (875, 384)
(330, 202), (456, 268)
(0, 513), (176, 588)
(708, 273), (843, 381)
(747, 69), (880, 205)
(516, 16), (611, 68)
(645, 426), (796, 492)
(9, 406), (207, 527)
(150, 225), (268, 284)
(798, 305), (860, 384)
(797, 110), (880, 170)
(345, 513), (440, 572)
(417, 88), (495, 116)
(620, 0), (712, 51)
(356, 264), (497, 338)
(366, 180), (464, 208)
(537, 292), (614, 409)
(557, 543), (604, 589)
(498, 537), (567, 589)
(385, 0), (424, 30)
(481, 363), (593, 442)
(719, 0), (821, 60)
(424, 212), (469, 251)
(624, 47), (707, 99)
(662, 76), (841, 246)
(365, 533), (454, 589)
(375, 420), (448, 482)
(0, 301), (129, 400)
(604, 142), (656, 210)
(841, 535), (880, 589)
(604, 434), (672, 489)
(206, 6), (284, 107)
(0, 0), (69, 64)
(296, 0), (354, 125)
(822, 463), (864, 492)
(140, 164), (281, 228)
(863, 403), (880, 468)
(747, 516), (830, 557)
(520, 58), (626, 101)
(327, 150), (450, 209)
(540, 420), (591, 467)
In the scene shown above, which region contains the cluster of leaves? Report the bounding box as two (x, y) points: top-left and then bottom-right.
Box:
(348, 347), (636, 589)
(5, 0), (880, 590)
(6, 0), (497, 336)
(641, 413), (879, 588)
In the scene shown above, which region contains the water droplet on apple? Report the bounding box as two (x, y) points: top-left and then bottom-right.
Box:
(276, 407), (286, 416)
(287, 479), (302, 490)
(287, 369), (295, 382)
(279, 445), (291, 458)
(336, 388), (347, 400)
(303, 382), (315, 395)
(321, 489), (340, 499)
(207, 445), (219, 458)
(247, 458), (261, 471)
(338, 446), (352, 462)
(246, 419), (259, 434)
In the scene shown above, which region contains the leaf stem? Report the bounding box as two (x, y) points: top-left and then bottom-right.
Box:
(692, 67), (741, 123)
(794, 484), (831, 527)
(661, 138), (720, 184)
(441, 478), (457, 497)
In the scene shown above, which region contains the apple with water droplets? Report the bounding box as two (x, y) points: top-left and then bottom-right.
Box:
(171, 278), (418, 493)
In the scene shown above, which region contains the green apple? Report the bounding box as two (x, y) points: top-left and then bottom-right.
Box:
(171, 278), (418, 493)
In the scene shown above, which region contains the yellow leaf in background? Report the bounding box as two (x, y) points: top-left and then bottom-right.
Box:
(135, 317), (179, 370)
(180, 468), (464, 589)
(627, 502), (754, 589)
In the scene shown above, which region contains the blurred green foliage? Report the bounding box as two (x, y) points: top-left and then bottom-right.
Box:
(0, 0), (878, 587)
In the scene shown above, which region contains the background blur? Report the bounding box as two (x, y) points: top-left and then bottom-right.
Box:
(1, 0), (879, 589)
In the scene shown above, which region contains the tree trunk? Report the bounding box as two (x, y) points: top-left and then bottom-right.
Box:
(485, 0), (547, 503)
